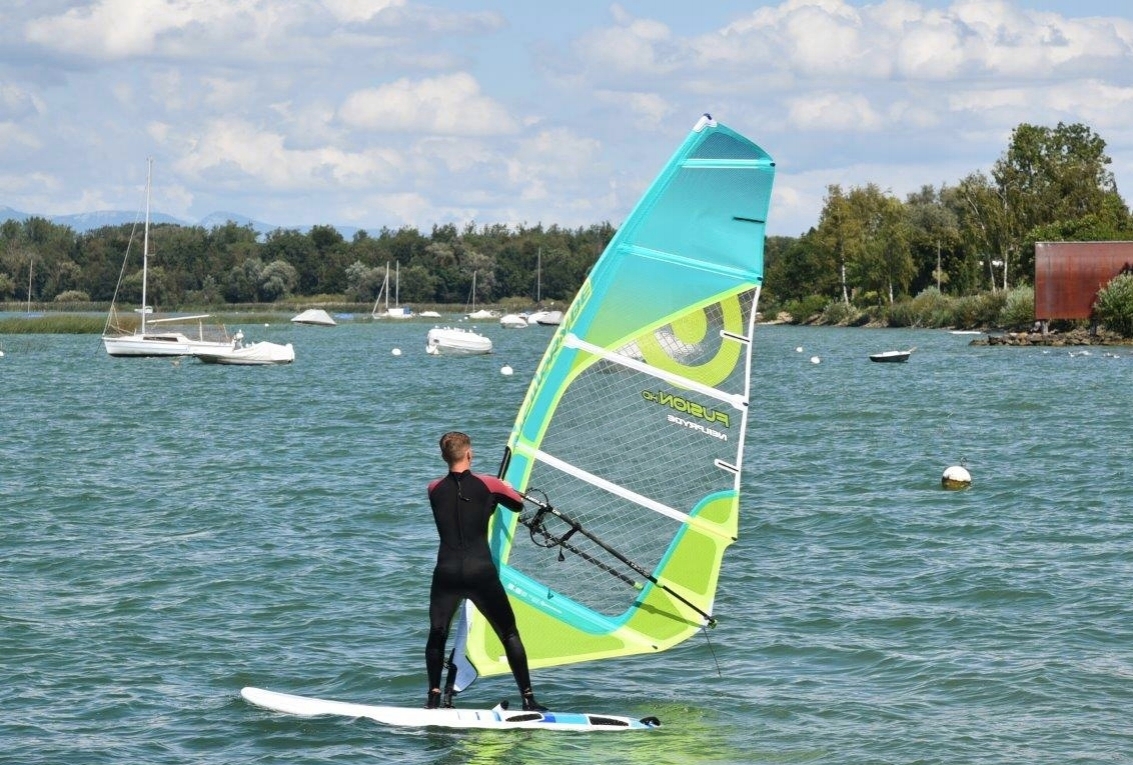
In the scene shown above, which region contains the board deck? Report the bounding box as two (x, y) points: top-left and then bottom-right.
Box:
(240, 686), (660, 732)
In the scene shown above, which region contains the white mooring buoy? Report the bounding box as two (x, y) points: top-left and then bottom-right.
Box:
(391, 348), (402, 356)
(942, 465), (971, 490)
(500, 365), (514, 376)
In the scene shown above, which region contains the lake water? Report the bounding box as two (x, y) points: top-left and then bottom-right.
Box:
(2, 320), (1130, 764)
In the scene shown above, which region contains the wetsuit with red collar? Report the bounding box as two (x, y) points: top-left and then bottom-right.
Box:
(425, 469), (532, 699)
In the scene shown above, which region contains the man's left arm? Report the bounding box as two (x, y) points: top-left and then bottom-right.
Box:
(481, 475), (525, 512)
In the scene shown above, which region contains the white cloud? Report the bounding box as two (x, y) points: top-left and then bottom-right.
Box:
(573, 7), (681, 77)
(322, 0), (406, 24)
(787, 92), (882, 132)
(0, 82), (44, 119)
(0, 120), (41, 153)
(175, 117), (404, 190)
(24, 0), (262, 59)
(338, 72), (517, 136)
(595, 90), (673, 128)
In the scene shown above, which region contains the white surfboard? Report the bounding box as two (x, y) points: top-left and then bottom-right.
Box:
(240, 686), (660, 732)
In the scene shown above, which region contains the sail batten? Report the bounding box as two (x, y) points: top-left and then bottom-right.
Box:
(562, 333), (748, 409)
(459, 115), (774, 680)
(512, 445), (735, 543)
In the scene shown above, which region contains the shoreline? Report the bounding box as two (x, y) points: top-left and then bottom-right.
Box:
(969, 328), (1133, 346)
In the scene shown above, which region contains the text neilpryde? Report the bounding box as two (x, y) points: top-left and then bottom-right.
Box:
(641, 390), (730, 441)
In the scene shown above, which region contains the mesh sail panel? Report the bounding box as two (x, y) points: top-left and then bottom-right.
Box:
(507, 292), (756, 616)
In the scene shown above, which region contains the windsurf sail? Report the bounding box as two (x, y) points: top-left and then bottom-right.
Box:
(458, 114), (775, 683)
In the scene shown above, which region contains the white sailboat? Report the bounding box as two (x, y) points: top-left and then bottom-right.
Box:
(371, 261), (413, 319)
(465, 271), (497, 320)
(102, 159), (235, 358)
(526, 248), (560, 326)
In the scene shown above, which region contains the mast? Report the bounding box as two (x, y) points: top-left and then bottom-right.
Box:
(395, 261), (400, 308)
(26, 257), (32, 315)
(536, 247), (541, 304)
(140, 157), (152, 334)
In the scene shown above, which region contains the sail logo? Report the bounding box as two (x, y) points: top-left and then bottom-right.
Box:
(642, 390), (730, 429)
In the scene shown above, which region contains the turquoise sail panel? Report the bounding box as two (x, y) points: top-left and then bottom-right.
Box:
(466, 115), (775, 675)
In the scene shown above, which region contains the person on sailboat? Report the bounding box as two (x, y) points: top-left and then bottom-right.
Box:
(425, 431), (547, 712)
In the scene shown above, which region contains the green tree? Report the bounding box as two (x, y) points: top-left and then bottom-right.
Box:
(814, 184), (912, 304)
(1093, 272), (1133, 336)
(763, 232), (838, 307)
(991, 122), (1129, 284)
(225, 257), (264, 303)
(262, 229), (317, 294)
(260, 259), (299, 301)
(905, 185), (961, 294)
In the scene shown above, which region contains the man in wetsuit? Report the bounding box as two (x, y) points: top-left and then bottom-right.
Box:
(425, 431), (547, 712)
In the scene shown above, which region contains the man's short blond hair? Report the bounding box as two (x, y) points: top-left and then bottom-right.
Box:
(439, 431), (471, 466)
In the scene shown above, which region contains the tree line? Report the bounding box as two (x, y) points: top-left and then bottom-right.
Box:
(0, 218), (615, 310)
(2, 121), (1128, 317)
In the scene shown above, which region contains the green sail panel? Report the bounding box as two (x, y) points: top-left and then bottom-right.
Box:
(467, 115), (775, 676)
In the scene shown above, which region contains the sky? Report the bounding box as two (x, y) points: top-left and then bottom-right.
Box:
(1, 0), (1132, 237)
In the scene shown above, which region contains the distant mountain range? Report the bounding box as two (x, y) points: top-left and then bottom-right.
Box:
(0, 205), (361, 239)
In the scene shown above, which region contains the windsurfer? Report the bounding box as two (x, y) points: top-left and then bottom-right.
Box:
(425, 431), (547, 712)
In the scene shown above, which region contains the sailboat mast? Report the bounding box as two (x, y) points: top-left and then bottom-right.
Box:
(395, 261), (400, 307)
(140, 157), (152, 334)
(26, 257), (32, 315)
(536, 247), (541, 304)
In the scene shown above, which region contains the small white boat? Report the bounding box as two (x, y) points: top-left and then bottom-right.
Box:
(869, 347), (915, 363)
(426, 326), (493, 356)
(291, 309), (336, 326)
(499, 313), (528, 329)
(528, 310), (563, 326)
(196, 331), (294, 365)
(198, 341), (295, 366)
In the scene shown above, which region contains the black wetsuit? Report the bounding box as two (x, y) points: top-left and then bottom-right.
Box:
(425, 470), (532, 694)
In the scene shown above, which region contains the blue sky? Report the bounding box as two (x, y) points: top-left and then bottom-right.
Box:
(1, 0), (1132, 237)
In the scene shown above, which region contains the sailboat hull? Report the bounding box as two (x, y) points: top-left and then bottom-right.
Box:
(102, 333), (233, 357)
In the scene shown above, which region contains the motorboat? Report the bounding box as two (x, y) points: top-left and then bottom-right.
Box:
(528, 310), (563, 326)
(197, 332), (295, 365)
(426, 326), (492, 356)
(499, 313), (528, 328)
(869, 348), (915, 363)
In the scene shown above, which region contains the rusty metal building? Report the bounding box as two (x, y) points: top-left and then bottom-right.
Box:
(1035, 241), (1133, 320)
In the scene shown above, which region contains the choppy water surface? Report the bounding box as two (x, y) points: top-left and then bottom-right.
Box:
(2, 321), (1131, 764)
